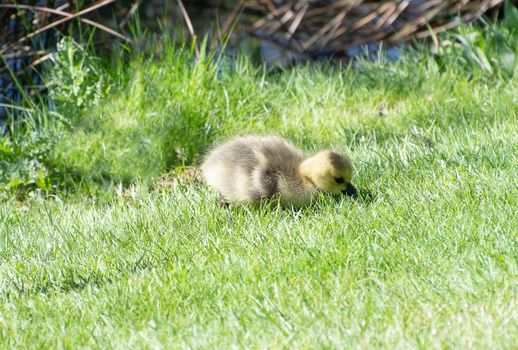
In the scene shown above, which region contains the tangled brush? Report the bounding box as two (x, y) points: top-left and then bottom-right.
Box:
(246, 0), (504, 55)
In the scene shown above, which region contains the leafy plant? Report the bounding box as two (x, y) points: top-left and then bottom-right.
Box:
(46, 37), (107, 121)
(0, 122), (52, 193)
(434, 2), (518, 80)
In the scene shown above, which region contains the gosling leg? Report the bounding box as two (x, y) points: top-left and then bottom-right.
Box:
(219, 193), (230, 208)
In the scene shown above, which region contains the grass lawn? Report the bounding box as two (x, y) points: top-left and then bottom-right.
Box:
(1, 22), (517, 348)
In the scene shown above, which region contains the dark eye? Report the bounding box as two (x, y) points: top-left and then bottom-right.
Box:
(334, 177), (345, 184)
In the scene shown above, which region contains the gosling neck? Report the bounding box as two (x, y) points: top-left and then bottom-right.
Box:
(298, 156), (317, 188)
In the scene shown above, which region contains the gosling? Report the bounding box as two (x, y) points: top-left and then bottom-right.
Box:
(201, 135), (357, 207)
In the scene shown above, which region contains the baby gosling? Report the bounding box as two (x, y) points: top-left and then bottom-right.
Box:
(201, 135), (357, 206)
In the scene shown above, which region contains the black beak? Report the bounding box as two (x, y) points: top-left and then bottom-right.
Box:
(341, 183), (358, 198)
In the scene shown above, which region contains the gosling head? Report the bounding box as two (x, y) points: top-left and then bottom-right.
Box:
(299, 150), (358, 198)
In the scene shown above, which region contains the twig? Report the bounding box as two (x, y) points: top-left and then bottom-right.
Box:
(119, 0), (142, 28)
(286, 2), (309, 40)
(0, 3), (132, 43)
(212, 0), (245, 45)
(177, 0), (199, 58)
(245, 0), (502, 56)
(0, 0), (118, 55)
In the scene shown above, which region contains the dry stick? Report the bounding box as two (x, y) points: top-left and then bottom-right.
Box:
(280, 9), (295, 24)
(0, 4), (131, 43)
(302, 11), (346, 50)
(390, 1), (448, 41)
(248, 29), (310, 56)
(282, 0), (309, 52)
(413, 0), (504, 39)
(375, 2), (397, 30)
(384, 1), (410, 28)
(16, 53), (54, 76)
(265, 12), (294, 36)
(319, 13), (347, 49)
(119, 0), (142, 28)
(0, 0), (118, 55)
(250, 0), (305, 51)
(337, 30), (388, 51)
(447, 0), (471, 15)
(2, 50), (47, 59)
(285, 2), (309, 40)
(176, 0), (199, 58)
(411, 0), (444, 13)
(387, 0), (461, 44)
(305, 1), (359, 17)
(250, 1), (295, 31)
(350, 3), (390, 32)
(311, 3), (350, 48)
(263, 0), (279, 13)
(212, 0), (244, 45)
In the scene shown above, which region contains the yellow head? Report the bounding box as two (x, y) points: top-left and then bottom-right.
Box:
(299, 150), (357, 197)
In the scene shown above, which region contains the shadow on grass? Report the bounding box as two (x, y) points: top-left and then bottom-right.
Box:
(215, 186), (379, 215)
(354, 187), (378, 203)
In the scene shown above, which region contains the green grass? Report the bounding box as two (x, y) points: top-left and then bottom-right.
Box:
(1, 19), (518, 348)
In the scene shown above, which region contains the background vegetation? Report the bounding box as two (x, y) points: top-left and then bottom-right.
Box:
(2, 6), (518, 196)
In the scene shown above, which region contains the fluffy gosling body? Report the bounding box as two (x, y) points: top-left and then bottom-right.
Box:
(201, 135), (357, 206)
